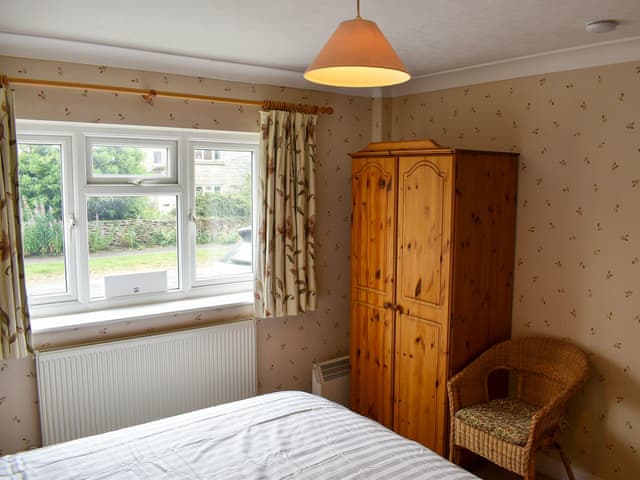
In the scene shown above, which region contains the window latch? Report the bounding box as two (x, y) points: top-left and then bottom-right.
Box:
(129, 178), (148, 185)
(189, 213), (197, 223)
(68, 216), (77, 229)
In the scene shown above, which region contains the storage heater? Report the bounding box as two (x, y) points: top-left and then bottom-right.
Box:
(312, 355), (350, 407)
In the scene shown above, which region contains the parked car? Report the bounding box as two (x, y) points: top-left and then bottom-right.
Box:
(228, 227), (252, 265)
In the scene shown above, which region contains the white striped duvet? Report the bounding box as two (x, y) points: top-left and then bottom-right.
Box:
(0, 391), (478, 479)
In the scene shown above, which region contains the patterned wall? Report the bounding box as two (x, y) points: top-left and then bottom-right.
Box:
(0, 55), (372, 455)
(1, 54), (637, 478)
(390, 61), (639, 478)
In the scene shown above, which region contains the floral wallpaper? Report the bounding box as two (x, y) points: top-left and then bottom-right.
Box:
(0, 55), (372, 455)
(390, 61), (639, 478)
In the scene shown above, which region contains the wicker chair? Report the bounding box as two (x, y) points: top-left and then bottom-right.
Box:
(447, 337), (589, 480)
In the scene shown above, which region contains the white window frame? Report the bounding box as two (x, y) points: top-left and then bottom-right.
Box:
(16, 134), (77, 306)
(86, 136), (178, 184)
(188, 141), (257, 289)
(17, 120), (258, 318)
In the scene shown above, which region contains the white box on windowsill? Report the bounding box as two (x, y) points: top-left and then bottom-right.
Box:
(104, 271), (168, 298)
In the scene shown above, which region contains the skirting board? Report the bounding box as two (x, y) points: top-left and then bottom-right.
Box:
(536, 453), (605, 480)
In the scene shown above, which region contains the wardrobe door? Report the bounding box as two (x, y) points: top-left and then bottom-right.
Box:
(350, 156), (397, 427)
(394, 314), (443, 450)
(393, 155), (453, 454)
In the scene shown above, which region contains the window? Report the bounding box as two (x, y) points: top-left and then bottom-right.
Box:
(191, 146), (253, 283)
(18, 138), (75, 302)
(17, 121), (258, 317)
(87, 137), (177, 183)
(87, 194), (180, 299)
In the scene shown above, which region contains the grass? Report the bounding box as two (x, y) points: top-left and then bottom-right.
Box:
(24, 245), (231, 281)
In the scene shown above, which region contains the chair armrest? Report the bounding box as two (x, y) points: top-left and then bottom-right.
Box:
(526, 383), (582, 447)
(447, 362), (491, 413)
(525, 369), (588, 448)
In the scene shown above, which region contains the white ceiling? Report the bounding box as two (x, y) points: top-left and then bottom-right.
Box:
(1, 0), (640, 93)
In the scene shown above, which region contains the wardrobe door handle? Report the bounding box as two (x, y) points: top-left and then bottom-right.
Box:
(383, 302), (404, 314)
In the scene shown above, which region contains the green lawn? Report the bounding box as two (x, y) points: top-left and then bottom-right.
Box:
(25, 245), (230, 281)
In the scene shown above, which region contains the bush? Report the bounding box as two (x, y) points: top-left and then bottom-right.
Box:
(196, 192), (250, 218)
(196, 229), (212, 245)
(121, 230), (140, 250)
(88, 219), (178, 252)
(22, 216), (64, 256)
(150, 228), (176, 247)
(88, 229), (113, 253)
(195, 217), (247, 245)
(22, 216), (247, 257)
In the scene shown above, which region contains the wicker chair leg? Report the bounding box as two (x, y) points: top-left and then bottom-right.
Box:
(554, 442), (577, 480)
(449, 444), (461, 465)
(524, 451), (536, 480)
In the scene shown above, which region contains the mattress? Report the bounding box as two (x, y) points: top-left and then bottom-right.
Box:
(0, 391), (478, 479)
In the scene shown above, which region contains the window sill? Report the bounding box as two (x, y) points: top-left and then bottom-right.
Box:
(30, 292), (254, 334)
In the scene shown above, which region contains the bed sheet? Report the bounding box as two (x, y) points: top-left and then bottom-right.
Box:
(0, 391), (478, 479)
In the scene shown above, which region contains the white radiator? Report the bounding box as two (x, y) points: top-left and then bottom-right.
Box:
(312, 355), (350, 407)
(36, 319), (256, 446)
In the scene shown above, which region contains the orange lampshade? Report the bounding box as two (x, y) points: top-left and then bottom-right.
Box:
(304, 17), (410, 88)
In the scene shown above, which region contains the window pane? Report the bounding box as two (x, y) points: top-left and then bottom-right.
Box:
(194, 150), (252, 280)
(18, 143), (68, 297)
(91, 145), (170, 178)
(87, 195), (179, 298)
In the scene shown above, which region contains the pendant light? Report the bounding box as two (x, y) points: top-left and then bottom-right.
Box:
(304, 0), (410, 88)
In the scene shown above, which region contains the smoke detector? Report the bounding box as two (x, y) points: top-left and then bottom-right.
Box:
(585, 20), (618, 33)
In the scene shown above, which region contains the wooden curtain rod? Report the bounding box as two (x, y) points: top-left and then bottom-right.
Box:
(0, 75), (334, 115)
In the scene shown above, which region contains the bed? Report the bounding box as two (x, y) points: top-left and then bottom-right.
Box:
(0, 391), (478, 479)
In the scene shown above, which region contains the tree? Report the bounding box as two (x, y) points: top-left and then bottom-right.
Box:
(19, 144), (155, 221)
(91, 146), (147, 176)
(87, 196), (156, 221)
(18, 144), (63, 221)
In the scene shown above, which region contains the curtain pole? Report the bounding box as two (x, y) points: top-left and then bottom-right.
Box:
(0, 75), (334, 115)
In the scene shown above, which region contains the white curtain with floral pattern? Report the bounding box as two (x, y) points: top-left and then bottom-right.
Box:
(254, 110), (317, 318)
(0, 87), (31, 360)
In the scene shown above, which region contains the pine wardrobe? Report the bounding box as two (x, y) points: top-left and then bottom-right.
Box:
(349, 140), (518, 455)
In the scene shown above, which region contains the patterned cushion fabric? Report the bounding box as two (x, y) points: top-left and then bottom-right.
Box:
(454, 398), (540, 446)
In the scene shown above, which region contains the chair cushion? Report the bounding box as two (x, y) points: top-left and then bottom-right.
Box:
(454, 398), (539, 446)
